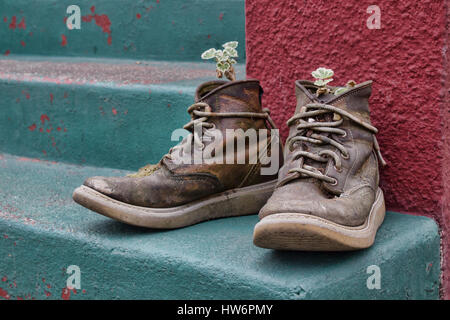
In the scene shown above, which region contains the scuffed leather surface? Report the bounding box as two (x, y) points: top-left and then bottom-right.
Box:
(84, 166), (222, 208)
(260, 81), (380, 226)
(84, 80), (282, 207)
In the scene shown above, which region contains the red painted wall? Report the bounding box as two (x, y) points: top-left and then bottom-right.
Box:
(443, 0), (450, 301)
(245, 0), (449, 298)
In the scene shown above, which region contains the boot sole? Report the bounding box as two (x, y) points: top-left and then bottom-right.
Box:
(73, 180), (277, 229)
(253, 188), (386, 251)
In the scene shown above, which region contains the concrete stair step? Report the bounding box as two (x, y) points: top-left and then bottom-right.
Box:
(0, 0), (245, 61)
(0, 153), (441, 299)
(0, 55), (245, 169)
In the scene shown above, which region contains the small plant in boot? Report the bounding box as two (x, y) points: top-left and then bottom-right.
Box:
(311, 67), (357, 96)
(73, 78), (282, 229)
(253, 72), (387, 251)
(201, 41), (238, 81)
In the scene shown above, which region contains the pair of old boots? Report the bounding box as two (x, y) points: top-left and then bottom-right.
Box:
(73, 78), (386, 251)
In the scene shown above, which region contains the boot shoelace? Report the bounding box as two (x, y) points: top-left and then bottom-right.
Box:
(165, 102), (277, 161)
(280, 103), (386, 186)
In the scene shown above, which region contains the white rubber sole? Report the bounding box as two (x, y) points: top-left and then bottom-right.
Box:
(253, 188), (386, 251)
(73, 180), (277, 229)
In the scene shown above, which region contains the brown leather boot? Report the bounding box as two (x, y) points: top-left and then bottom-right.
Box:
(253, 80), (386, 251)
(73, 80), (282, 229)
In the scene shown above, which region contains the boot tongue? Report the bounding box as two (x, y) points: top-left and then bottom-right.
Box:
(283, 80), (339, 181)
(293, 80), (337, 111)
(194, 80), (263, 113)
(289, 80), (333, 137)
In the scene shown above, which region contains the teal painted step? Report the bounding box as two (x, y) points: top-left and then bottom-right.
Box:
(0, 0), (245, 61)
(0, 153), (441, 300)
(0, 55), (245, 170)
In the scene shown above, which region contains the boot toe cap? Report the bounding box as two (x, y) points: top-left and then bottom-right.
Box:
(259, 186), (375, 227)
(84, 176), (116, 196)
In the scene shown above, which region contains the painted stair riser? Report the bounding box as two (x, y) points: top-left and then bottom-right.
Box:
(0, 79), (200, 169)
(0, 0), (245, 61)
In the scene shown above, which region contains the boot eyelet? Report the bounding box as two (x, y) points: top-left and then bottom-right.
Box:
(334, 166), (343, 173)
(342, 153), (350, 160)
(330, 178), (338, 186)
(341, 130), (347, 138)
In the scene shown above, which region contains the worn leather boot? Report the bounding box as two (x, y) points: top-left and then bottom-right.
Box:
(253, 80), (386, 251)
(73, 80), (282, 229)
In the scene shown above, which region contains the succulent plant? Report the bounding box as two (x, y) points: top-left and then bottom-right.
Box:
(312, 67), (334, 87)
(311, 67), (356, 96)
(201, 41), (238, 81)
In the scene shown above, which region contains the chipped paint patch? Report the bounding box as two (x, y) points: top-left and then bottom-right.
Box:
(8, 16), (16, 29)
(40, 114), (50, 125)
(18, 17), (26, 29)
(0, 287), (10, 300)
(61, 287), (76, 300)
(61, 34), (67, 46)
(82, 6), (112, 45)
(17, 157), (56, 165)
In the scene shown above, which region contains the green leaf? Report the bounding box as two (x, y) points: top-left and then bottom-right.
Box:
(214, 50), (228, 62)
(229, 58), (237, 64)
(314, 78), (333, 86)
(224, 47), (238, 58)
(334, 87), (348, 95)
(223, 41), (238, 49)
(201, 48), (216, 60)
(217, 61), (231, 73)
(311, 67), (334, 80)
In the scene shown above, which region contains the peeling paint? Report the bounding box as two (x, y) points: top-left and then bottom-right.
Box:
(61, 287), (75, 300)
(82, 6), (112, 45)
(8, 16), (16, 29)
(40, 114), (50, 125)
(0, 288), (10, 300)
(61, 34), (67, 46)
(18, 17), (25, 29)
(0, 1), (246, 61)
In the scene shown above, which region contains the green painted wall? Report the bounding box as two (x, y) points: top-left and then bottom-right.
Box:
(0, 0), (246, 61)
(0, 57), (246, 169)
